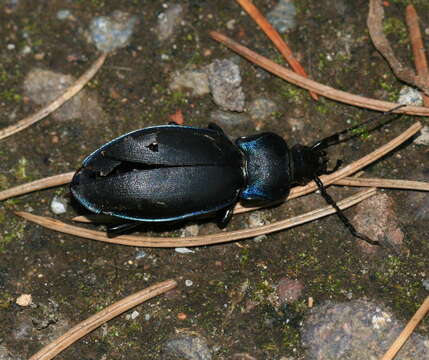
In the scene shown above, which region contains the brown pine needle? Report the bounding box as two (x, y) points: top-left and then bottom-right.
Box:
(210, 31), (429, 116)
(29, 280), (177, 360)
(15, 188), (376, 247)
(381, 295), (429, 360)
(334, 177), (429, 191)
(0, 172), (74, 201)
(0, 53), (107, 141)
(405, 4), (429, 107)
(235, 0), (318, 100)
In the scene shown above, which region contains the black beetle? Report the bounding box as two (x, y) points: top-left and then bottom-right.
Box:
(71, 107), (403, 242)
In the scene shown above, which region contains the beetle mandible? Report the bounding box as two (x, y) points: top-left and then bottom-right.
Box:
(71, 108), (403, 243)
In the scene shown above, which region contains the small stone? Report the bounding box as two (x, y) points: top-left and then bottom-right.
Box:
(414, 125), (429, 145)
(398, 86), (423, 106)
(89, 11), (138, 52)
(163, 334), (212, 360)
(247, 98), (278, 120)
(177, 312), (187, 320)
(352, 193), (404, 254)
(301, 300), (429, 359)
(210, 110), (249, 128)
(423, 279), (429, 291)
(50, 195), (67, 215)
(130, 310), (139, 320)
(16, 294), (32, 307)
(135, 249), (147, 259)
(175, 247), (195, 254)
(267, 0), (297, 34)
(185, 279), (193, 287)
(277, 278), (304, 304)
(247, 211), (267, 228)
(208, 59), (245, 112)
(156, 3), (184, 42)
(23, 68), (104, 122)
(170, 69), (209, 97)
(56, 9), (72, 20)
(181, 224), (200, 237)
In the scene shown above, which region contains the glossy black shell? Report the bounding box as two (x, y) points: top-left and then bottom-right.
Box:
(71, 124), (301, 224)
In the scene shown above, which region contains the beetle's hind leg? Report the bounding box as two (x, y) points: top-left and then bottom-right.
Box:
(313, 177), (380, 246)
(216, 206), (234, 229)
(107, 222), (141, 235)
(208, 123), (225, 134)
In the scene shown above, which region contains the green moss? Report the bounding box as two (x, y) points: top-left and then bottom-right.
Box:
(0, 220), (26, 253)
(379, 78), (399, 102)
(0, 88), (22, 102)
(0, 174), (10, 191)
(0, 292), (13, 309)
(280, 83), (306, 103)
(13, 157), (29, 180)
(383, 17), (408, 44)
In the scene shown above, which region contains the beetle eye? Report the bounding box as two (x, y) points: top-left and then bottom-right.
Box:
(147, 142), (158, 152)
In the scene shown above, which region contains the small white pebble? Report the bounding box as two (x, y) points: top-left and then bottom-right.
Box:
(50, 195), (67, 215)
(185, 279), (193, 287)
(16, 294), (32, 307)
(130, 310), (139, 320)
(175, 247), (195, 254)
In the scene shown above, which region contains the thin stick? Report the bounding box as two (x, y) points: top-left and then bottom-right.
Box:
(15, 188), (376, 247)
(367, 0), (429, 96)
(0, 53), (107, 141)
(334, 177), (429, 191)
(0, 172), (74, 201)
(210, 31), (429, 116)
(235, 0), (318, 100)
(29, 279), (177, 360)
(380, 295), (429, 360)
(405, 4), (429, 106)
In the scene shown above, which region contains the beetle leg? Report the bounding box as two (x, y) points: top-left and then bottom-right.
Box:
(107, 221), (141, 235)
(216, 206), (235, 229)
(208, 122), (225, 134)
(313, 176), (380, 246)
(168, 121), (181, 125)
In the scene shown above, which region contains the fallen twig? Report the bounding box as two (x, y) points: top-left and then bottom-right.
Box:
(0, 172), (74, 201)
(16, 188), (376, 247)
(405, 4), (429, 106)
(334, 177), (429, 191)
(210, 31), (429, 116)
(235, 0), (318, 100)
(0, 53), (107, 141)
(381, 295), (429, 360)
(367, 0), (429, 96)
(29, 279), (177, 360)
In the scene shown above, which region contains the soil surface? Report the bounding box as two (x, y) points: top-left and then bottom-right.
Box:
(0, 1), (428, 359)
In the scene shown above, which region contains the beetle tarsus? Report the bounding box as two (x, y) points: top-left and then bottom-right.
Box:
(208, 122), (225, 134)
(217, 206), (234, 229)
(313, 176), (379, 246)
(107, 222), (141, 234)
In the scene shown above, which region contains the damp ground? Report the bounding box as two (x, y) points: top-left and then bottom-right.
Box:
(0, 1), (428, 359)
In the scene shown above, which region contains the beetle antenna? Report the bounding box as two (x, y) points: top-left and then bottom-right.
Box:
(313, 177), (380, 246)
(311, 104), (406, 151)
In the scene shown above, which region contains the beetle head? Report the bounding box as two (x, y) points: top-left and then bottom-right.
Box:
(290, 144), (328, 185)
